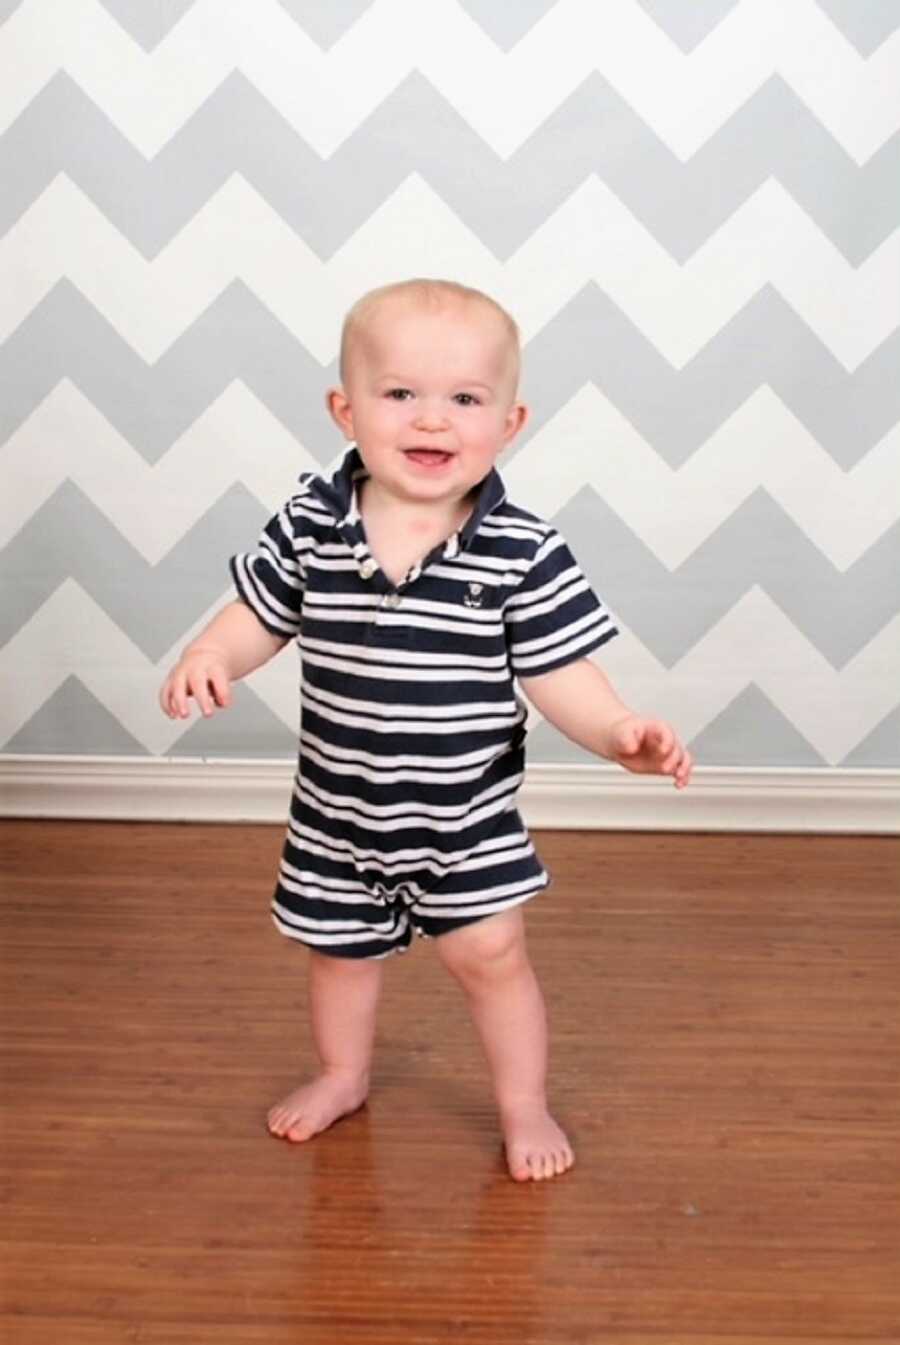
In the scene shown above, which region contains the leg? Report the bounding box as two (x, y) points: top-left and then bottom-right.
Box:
(434, 907), (574, 1182)
(268, 948), (383, 1143)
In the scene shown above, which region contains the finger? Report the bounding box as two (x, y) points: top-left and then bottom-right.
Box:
(167, 672), (190, 720)
(209, 667), (232, 709)
(659, 743), (684, 776)
(649, 722), (674, 756)
(671, 751), (689, 788)
(188, 671), (216, 718)
(675, 751), (694, 789)
(612, 720), (642, 757)
(158, 679), (173, 718)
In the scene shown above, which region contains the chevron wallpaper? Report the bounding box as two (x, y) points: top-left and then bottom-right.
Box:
(2, 0), (899, 773)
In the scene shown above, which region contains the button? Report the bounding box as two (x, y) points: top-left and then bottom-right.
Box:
(359, 558), (377, 580)
(382, 592), (402, 609)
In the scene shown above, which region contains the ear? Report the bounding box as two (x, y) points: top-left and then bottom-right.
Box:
(326, 387), (355, 440)
(501, 401), (528, 446)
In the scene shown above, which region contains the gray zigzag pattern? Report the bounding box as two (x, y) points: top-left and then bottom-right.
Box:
(520, 286), (899, 471)
(3, 72), (896, 265)
(92, 0), (195, 50)
(527, 686), (830, 767)
(0, 282), (339, 467)
(557, 486), (900, 667)
(5, 676), (152, 755)
(842, 704), (900, 766)
(3, 481), (265, 661)
(454, 0), (567, 51)
(4, 675), (296, 757)
(643, 0), (899, 55)
(5, 0), (892, 57)
(812, 0), (900, 56)
(2, 483), (896, 665)
(634, 0), (741, 53)
(2, 283), (896, 471)
(274, 0), (392, 51)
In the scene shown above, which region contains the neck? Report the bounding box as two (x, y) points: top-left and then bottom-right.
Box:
(360, 480), (474, 536)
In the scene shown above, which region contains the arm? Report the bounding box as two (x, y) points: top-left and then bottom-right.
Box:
(519, 657), (693, 789)
(159, 599), (288, 720)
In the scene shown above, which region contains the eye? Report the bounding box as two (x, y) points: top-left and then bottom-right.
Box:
(454, 392), (481, 406)
(385, 388), (413, 401)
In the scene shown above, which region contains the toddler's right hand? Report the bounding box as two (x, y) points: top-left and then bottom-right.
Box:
(159, 649), (233, 720)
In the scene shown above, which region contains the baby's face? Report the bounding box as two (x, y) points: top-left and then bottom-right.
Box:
(329, 298), (526, 511)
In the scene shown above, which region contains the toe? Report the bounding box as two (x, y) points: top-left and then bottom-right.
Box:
(285, 1122), (314, 1143)
(507, 1145), (531, 1181)
(529, 1152), (548, 1182)
(269, 1103), (294, 1132)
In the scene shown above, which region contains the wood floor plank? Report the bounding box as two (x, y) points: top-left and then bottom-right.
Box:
(2, 822), (899, 1343)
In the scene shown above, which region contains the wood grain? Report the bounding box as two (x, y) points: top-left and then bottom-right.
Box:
(2, 822), (899, 1343)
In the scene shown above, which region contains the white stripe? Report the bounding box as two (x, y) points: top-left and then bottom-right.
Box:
(478, 521), (548, 544)
(272, 905), (398, 941)
(300, 709), (519, 739)
(305, 555), (371, 574)
(503, 567), (586, 616)
(301, 636), (507, 670)
(304, 591), (503, 626)
(302, 606), (505, 638)
(299, 744), (497, 787)
(300, 731), (508, 774)
(509, 607), (612, 656)
(443, 840), (536, 876)
(302, 683), (520, 724)
(420, 886), (543, 919)
(513, 623), (615, 672)
(278, 868), (374, 898)
(427, 554), (530, 581)
(233, 558), (301, 634)
(506, 574), (592, 623)
(302, 651), (510, 684)
(257, 537), (303, 583)
(284, 803), (522, 876)
(295, 772), (518, 827)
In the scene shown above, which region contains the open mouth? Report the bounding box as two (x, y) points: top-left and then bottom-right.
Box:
(403, 448), (454, 467)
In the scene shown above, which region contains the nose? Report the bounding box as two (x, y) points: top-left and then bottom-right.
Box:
(412, 398), (449, 431)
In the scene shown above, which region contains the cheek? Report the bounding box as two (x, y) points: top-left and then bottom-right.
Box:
(468, 412), (510, 446)
(355, 402), (396, 439)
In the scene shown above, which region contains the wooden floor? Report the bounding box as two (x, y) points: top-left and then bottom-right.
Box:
(2, 821), (899, 1344)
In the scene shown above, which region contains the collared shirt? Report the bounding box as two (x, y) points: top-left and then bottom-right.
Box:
(230, 447), (617, 893)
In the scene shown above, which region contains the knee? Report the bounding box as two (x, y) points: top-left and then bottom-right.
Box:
(436, 909), (528, 992)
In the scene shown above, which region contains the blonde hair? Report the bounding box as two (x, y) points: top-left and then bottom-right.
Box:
(339, 278), (521, 388)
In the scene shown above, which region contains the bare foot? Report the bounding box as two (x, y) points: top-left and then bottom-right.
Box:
(267, 1072), (369, 1143)
(501, 1101), (574, 1181)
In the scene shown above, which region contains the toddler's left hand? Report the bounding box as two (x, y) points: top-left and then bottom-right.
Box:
(609, 716), (693, 789)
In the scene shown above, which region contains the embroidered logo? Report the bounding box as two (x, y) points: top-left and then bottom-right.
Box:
(463, 582), (484, 609)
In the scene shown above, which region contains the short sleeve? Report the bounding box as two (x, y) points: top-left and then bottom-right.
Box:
(505, 530), (617, 678)
(230, 501), (305, 639)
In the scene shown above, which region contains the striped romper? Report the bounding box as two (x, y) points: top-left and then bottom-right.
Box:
(231, 447), (618, 958)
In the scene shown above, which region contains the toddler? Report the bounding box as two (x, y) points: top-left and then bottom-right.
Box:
(160, 279), (692, 1181)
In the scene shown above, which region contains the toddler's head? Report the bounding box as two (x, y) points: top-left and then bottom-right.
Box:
(339, 279), (521, 394)
(328, 280), (527, 507)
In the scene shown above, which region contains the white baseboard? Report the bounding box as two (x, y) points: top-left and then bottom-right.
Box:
(0, 755), (897, 833)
